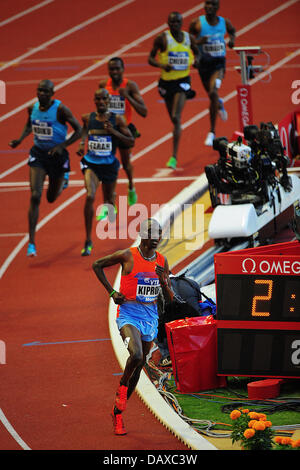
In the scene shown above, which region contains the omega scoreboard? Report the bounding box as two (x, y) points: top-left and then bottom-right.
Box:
(215, 240), (300, 378)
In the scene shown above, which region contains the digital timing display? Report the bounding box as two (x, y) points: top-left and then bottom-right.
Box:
(216, 274), (299, 322)
(216, 273), (300, 378)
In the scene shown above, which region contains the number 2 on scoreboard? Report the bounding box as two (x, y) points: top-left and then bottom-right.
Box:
(251, 279), (273, 317)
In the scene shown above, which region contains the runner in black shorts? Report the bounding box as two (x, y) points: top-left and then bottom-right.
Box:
(76, 88), (134, 256)
(148, 12), (199, 169)
(9, 79), (81, 257)
(189, 1), (235, 146)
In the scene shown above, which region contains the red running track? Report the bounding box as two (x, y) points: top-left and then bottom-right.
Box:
(0, 0), (299, 452)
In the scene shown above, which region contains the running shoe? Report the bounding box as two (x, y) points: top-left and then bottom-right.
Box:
(218, 98), (228, 121)
(111, 407), (127, 436)
(96, 205), (109, 221)
(204, 132), (215, 146)
(27, 243), (37, 257)
(128, 187), (137, 206)
(63, 172), (69, 189)
(81, 240), (93, 256)
(166, 156), (177, 169)
(115, 384), (128, 412)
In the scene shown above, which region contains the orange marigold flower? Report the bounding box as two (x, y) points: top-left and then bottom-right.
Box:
(254, 421), (266, 431)
(241, 409), (249, 414)
(281, 437), (292, 445)
(248, 412), (259, 420)
(274, 436), (282, 444)
(258, 413), (267, 420)
(292, 439), (300, 448)
(248, 420), (258, 428)
(244, 428), (255, 439)
(264, 420), (272, 428)
(230, 410), (241, 420)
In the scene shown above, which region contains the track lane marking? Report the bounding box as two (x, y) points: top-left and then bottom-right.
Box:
(0, 0), (54, 28)
(0, 0), (136, 73)
(0, 2), (205, 123)
(0, 408), (31, 450)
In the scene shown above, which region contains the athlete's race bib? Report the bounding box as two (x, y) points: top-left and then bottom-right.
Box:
(109, 95), (125, 114)
(203, 39), (225, 57)
(135, 273), (160, 303)
(168, 51), (189, 70)
(32, 120), (53, 140)
(88, 135), (112, 157)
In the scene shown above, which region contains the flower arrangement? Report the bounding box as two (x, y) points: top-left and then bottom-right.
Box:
(274, 436), (300, 450)
(230, 409), (274, 450)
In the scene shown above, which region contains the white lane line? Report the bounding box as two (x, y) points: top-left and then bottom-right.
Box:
(0, 188), (85, 279)
(0, 0), (136, 73)
(0, 2), (205, 123)
(0, 0), (54, 28)
(0, 233), (27, 237)
(4, 43), (300, 64)
(0, 408), (31, 450)
(0, 176), (197, 188)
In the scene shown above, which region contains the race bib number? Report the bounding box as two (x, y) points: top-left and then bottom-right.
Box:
(135, 273), (160, 303)
(32, 120), (53, 140)
(203, 40), (225, 57)
(109, 95), (125, 114)
(88, 135), (112, 156)
(168, 51), (189, 70)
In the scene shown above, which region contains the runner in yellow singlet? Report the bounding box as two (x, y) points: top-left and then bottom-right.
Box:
(148, 11), (199, 169)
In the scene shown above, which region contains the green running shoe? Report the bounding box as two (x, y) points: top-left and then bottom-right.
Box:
(166, 156), (177, 169)
(96, 205), (109, 221)
(128, 187), (137, 206)
(96, 204), (117, 221)
(81, 240), (93, 256)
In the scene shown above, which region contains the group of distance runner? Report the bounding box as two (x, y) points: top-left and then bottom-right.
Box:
(9, 2), (235, 258)
(8, 2), (236, 436)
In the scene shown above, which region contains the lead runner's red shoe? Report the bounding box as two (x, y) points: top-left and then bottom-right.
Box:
(111, 408), (127, 435)
(115, 384), (128, 412)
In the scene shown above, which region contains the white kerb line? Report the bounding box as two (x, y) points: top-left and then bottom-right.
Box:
(0, 408), (31, 450)
(0, 0), (54, 28)
(0, 0), (136, 73)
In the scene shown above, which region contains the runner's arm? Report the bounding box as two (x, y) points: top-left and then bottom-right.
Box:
(76, 114), (89, 156)
(9, 106), (33, 148)
(119, 81), (147, 117)
(225, 18), (236, 48)
(93, 249), (132, 304)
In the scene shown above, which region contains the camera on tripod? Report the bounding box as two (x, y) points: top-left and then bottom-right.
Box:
(205, 122), (292, 209)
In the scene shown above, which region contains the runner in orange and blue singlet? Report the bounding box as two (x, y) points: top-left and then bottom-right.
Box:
(92, 218), (174, 435)
(99, 57), (148, 206)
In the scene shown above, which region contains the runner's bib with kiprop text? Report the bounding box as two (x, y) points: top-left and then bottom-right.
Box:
(135, 273), (160, 303)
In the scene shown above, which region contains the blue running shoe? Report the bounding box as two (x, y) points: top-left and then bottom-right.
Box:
(27, 243), (37, 257)
(63, 172), (69, 189)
